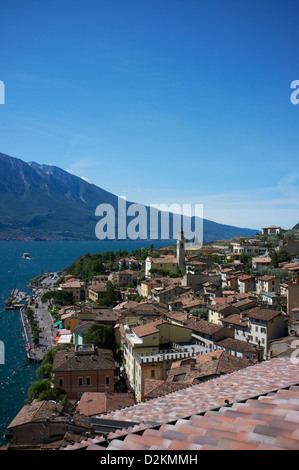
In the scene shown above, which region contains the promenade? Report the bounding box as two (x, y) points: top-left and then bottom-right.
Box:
(21, 275), (60, 362)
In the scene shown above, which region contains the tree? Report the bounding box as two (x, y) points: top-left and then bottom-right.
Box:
(270, 250), (279, 268)
(36, 363), (53, 380)
(85, 323), (115, 351)
(41, 344), (73, 365)
(277, 249), (291, 264)
(85, 324), (104, 347)
(100, 281), (118, 307)
(41, 290), (74, 306)
(27, 379), (52, 401)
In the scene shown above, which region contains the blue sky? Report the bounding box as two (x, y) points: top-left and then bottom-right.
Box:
(0, 0), (299, 231)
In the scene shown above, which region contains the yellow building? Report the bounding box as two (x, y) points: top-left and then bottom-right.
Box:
(121, 319), (193, 402)
(208, 304), (239, 325)
(145, 255), (179, 278)
(87, 282), (107, 302)
(139, 279), (162, 298)
(59, 278), (85, 302)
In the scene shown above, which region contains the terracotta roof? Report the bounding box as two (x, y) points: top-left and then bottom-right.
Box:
(208, 303), (239, 313)
(166, 351), (252, 385)
(212, 297), (235, 304)
(7, 400), (63, 429)
(258, 275), (278, 281)
(60, 280), (84, 288)
(143, 380), (190, 399)
(252, 257), (271, 263)
(232, 299), (258, 311)
(215, 337), (258, 352)
(60, 357), (299, 450)
(132, 320), (164, 338)
(52, 347), (116, 372)
(220, 314), (248, 327)
(150, 255), (178, 264)
(245, 307), (284, 321)
(238, 275), (254, 282)
(88, 283), (107, 292)
(186, 318), (227, 336)
(76, 392), (135, 417)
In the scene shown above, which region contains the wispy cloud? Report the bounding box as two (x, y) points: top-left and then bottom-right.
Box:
(66, 158), (105, 184)
(116, 173), (299, 230)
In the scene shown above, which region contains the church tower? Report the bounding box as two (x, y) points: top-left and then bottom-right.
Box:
(177, 228), (186, 274)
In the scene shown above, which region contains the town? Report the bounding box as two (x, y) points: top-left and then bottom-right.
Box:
(3, 223), (299, 450)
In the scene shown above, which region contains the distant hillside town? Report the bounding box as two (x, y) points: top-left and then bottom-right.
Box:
(3, 224), (299, 450)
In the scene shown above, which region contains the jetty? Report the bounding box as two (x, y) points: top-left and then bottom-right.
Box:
(4, 289), (31, 310)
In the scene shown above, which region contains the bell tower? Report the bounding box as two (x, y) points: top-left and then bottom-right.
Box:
(177, 228), (185, 274)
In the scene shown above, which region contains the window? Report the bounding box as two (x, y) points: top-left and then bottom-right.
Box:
(58, 378), (64, 387)
(105, 376), (110, 385)
(86, 377), (91, 386)
(151, 369), (155, 378)
(78, 377), (83, 386)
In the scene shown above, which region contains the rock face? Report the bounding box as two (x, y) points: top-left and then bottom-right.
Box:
(0, 152), (259, 241)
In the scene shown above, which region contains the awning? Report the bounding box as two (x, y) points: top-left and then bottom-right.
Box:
(58, 329), (71, 335)
(57, 334), (72, 344)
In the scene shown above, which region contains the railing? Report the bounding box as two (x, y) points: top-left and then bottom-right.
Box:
(135, 349), (194, 364)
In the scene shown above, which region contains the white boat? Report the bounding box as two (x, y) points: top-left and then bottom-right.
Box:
(22, 253), (31, 259)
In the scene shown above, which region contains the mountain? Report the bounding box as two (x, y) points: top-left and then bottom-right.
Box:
(0, 152), (259, 242)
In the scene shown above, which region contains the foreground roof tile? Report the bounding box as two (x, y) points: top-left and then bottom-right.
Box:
(59, 357), (299, 451)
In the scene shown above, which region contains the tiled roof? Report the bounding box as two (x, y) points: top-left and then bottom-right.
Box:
(60, 357), (299, 450)
(208, 303), (239, 313)
(245, 307), (284, 321)
(187, 318), (225, 335)
(150, 255), (177, 264)
(72, 321), (94, 334)
(215, 337), (258, 352)
(232, 298), (258, 310)
(7, 400), (63, 429)
(76, 392), (135, 417)
(238, 275), (254, 281)
(166, 351), (252, 385)
(132, 320), (164, 338)
(220, 314), (248, 327)
(258, 275), (278, 281)
(52, 347), (116, 372)
(143, 380), (190, 399)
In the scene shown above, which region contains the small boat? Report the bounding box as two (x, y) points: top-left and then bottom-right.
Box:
(22, 253), (31, 259)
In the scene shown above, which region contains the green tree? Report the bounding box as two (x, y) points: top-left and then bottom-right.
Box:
(85, 323), (115, 351)
(41, 290), (74, 306)
(85, 324), (104, 347)
(270, 250), (279, 268)
(27, 379), (52, 401)
(100, 281), (118, 307)
(36, 363), (53, 380)
(277, 249), (291, 263)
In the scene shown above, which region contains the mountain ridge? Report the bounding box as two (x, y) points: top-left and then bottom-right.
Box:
(0, 152), (260, 242)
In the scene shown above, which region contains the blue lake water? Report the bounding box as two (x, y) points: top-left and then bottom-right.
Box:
(0, 239), (170, 444)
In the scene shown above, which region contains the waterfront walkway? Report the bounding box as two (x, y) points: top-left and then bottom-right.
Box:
(21, 286), (59, 362)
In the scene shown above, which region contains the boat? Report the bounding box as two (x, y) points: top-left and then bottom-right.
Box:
(22, 253), (31, 259)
